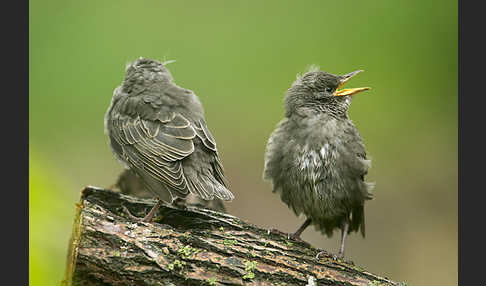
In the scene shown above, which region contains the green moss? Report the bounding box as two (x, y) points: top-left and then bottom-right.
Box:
(177, 245), (200, 259)
(223, 239), (238, 247)
(208, 277), (217, 285)
(242, 272), (255, 280)
(168, 259), (186, 271)
(242, 260), (258, 280)
(178, 245), (192, 257)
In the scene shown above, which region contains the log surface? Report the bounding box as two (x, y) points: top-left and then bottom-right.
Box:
(63, 187), (403, 286)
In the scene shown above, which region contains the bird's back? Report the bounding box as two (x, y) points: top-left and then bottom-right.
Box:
(105, 60), (233, 204)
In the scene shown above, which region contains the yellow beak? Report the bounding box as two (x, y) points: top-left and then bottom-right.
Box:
(334, 70), (371, 97)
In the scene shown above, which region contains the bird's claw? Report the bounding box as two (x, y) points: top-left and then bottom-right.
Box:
(315, 250), (326, 260)
(122, 203), (159, 223)
(266, 228), (287, 236)
(287, 233), (305, 242)
(122, 204), (143, 221)
(315, 250), (354, 264)
(316, 250), (341, 260)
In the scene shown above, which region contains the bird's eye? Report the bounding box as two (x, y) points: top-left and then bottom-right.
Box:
(326, 87), (333, 93)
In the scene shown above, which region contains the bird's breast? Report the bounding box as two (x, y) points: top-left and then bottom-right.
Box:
(286, 116), (351, 183)
(292, 142), (341, 182)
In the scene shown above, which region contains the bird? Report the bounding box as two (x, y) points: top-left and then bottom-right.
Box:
(263, 66), (374, 258)
(113, 169), (227, 213)
(104, 57), (234, 222)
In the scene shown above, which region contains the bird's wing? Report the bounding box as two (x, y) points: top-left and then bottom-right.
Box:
(343, 125), (368, 162)
(344, 130), (374, 201)
(193, 118), (216, 151)
(192, 118), (229, 188)
(110, 111), (196, 200)
(349, 140), (368, 177)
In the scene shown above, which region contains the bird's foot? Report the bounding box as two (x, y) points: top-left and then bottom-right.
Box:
(266, 228), (309, 246)
(315, 250), (330, 260)
(318, 253), (341, 261)
(266, 228), (287, 236)
(335, 253), (344, 261)
(122, 199), (162, 223)
(316, 251), (354, 264)
(121, 205), (145, 221)
(334, 253), (355, 265)
(287, 232), (305, 243)
(316, 250), (343, 261)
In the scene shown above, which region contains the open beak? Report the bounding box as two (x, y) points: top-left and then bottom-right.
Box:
(334, 70), (371, 97)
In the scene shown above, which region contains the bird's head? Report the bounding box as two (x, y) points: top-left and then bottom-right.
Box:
(284, 67), (371, 118)
(121, 57), (175, 93)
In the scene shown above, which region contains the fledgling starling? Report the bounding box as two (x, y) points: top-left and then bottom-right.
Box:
(113, 169), (227, 213)
(104, 57), (234, 222)
(263, 66), (374, 258)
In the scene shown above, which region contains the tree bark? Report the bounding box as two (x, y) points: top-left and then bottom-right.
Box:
(62, 187), (403, 286)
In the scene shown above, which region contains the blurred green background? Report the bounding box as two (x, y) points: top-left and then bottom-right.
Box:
(29, 0), (457, 285)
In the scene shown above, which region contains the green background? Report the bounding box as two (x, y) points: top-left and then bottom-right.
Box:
(30, 1), (457, 285)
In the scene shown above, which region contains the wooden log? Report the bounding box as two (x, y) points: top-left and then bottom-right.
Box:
(62, 187), (403, 286)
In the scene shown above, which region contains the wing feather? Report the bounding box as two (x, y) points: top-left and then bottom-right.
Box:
(194, 119), (217, 151)
(109, 104), (232, 201)
(110, 113), (196, 199)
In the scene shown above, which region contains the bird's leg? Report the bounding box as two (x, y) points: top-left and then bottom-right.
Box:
(337, 221), (349, 259)
(141, 199), (163, 222)
(316, 220), (350, 260)
(291, 218), (312, 239)
(267, 219), (312, 244)
(122, 198), (162, 223)
(121, 205), (142, 221)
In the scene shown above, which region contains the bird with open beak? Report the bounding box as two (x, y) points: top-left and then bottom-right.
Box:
(263, 66), (374, 259)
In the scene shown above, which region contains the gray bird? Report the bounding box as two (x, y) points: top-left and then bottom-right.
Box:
(113, 169), (227, 213)
(104, 57), (234, 222)
(263, 66), (374, 258)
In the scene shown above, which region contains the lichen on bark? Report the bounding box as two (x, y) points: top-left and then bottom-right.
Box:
(63, 187), (403, 286)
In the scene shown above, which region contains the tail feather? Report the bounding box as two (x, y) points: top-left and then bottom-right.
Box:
(203, 175), (234, 201)
(133, 167), (175, 202)
(351, 205), (366, 237)
(187, 174), (234, 202)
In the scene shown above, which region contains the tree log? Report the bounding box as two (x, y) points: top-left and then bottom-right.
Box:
(62, 187), (403, 286)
